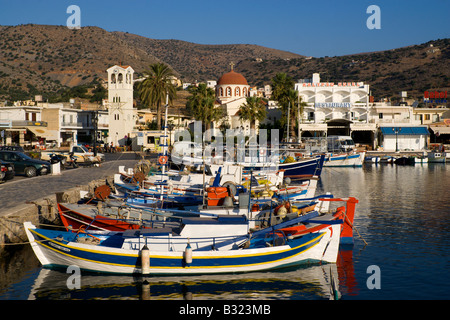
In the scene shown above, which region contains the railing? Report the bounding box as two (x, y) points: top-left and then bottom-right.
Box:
(61, 122), (83, 127)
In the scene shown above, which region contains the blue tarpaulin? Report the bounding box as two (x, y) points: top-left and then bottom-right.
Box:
(380, 127), (429, 135)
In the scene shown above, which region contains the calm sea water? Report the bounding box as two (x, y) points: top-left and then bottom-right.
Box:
(1, 163), (449, 300)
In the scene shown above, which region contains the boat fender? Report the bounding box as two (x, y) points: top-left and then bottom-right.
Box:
(184, 240), (193, 265)
(277, 206), (287, 218)
(141, 245), (150, 275)
(223, 196), (233, 207)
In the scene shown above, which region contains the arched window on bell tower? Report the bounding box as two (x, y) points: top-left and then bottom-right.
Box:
(111, 74), (116, 84)
(118, 73), (123, 84)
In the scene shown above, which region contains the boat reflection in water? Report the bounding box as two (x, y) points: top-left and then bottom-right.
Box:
(28, 263), (347, 300)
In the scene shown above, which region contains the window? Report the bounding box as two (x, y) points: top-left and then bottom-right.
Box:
(379, 113), (383, 119)
(118, 73), (123, 84)
(111, 74), (116, 84)
(235, 87), (240, 96)
(219, 88), (224, 96)
(226, 87), (232, 96)
(424, 114), (430, 121)
(243, 88), (247, 96)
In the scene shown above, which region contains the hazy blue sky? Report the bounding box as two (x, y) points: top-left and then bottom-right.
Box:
(0, 0), (449, 57)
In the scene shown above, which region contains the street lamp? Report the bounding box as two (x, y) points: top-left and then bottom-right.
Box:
(392, 127), (401, 152)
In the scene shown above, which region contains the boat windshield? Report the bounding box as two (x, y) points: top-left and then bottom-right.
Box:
(342, 139), (355, 146)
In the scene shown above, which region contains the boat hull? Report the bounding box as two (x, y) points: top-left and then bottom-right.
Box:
(278, 155), (325, 179)
(24, 222), (341, 275)
(324, 152), (365, 167)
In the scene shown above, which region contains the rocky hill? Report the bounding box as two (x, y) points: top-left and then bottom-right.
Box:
(0, 24), (162, 101)
(0, 24), (448, 103)
(113, 31), (303, 81)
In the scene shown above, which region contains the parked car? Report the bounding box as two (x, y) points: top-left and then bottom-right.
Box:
(0, 151), (51, 177)
(0, 159), (15, 182)
(0, 145), (25, 153)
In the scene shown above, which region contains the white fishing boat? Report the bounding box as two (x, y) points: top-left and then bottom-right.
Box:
(24, 211), (342, 275)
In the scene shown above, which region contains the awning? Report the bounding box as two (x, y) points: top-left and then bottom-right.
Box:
(430, 126), (450, 135)
(380, 126), (429, 135)
(27, 126), (59, 140)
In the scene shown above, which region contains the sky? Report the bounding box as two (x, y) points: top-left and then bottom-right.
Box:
(0, 0), (449, 57)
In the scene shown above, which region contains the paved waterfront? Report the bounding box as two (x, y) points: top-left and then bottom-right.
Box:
(0, 153), (150, 215)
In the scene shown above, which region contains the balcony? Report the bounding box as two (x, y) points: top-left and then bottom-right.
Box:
(61, 122), (84, 128)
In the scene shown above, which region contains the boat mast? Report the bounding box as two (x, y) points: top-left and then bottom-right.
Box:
(160, 92), (169, 202)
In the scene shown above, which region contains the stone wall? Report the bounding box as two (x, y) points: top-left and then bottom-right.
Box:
(0, 176), (113, 251)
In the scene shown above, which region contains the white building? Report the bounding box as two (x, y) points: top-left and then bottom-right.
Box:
(106, 65), (137, 147)
(215, 67), (253, 134)
(295, 73), (372, 140)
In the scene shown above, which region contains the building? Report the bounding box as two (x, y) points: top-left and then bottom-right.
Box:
(106, 65), (137, 147)
(295, 73), (373, 142)
(215, 65), (253, 134)
(0, 105), (52, 148)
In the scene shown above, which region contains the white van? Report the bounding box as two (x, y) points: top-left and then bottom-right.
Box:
(327, 135), (355, 152)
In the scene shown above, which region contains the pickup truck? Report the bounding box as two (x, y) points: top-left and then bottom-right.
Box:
(41, 145), (105, 163)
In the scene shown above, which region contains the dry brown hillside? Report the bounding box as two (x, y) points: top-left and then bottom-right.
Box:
(0, 24), (448, 104)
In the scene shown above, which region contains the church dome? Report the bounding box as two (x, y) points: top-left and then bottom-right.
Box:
(217, 70), (248, 86)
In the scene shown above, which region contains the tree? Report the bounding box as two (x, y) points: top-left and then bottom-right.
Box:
(284, 89), (307, 140)
(186, 83), (224, 131)
(271, 72), (294, 108)
(137, 63), (177, 130)
(238, 96), (266, 130)
(89, 82), (107, 103)
(271, 73), (298, 140)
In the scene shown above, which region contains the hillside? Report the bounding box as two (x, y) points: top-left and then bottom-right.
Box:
(0, 24), (448, 104)
(113, 31), (303, 81)
(233, 39), (450, 100)
(0, 24), (163, 101)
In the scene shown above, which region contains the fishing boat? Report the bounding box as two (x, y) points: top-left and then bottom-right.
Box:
(414, 156), (428, 164)
(394, 156), (415, 165)
(24, 211), (342, 275)
(365, 155), (380, 164)
(427, 152), (446, 163)
(272, 197), (359, 245)
(323, 152), (365, 167)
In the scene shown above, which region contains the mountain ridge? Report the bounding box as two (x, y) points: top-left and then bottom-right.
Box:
(0, 24), (448, 103)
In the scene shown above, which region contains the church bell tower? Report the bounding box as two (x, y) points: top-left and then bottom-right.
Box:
(107, 65), (135, 146)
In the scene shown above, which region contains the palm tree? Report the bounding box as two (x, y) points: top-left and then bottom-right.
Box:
(186, 83), (224, 132)
(285, 89), (306, 140)
(238, 96), (267, 130)
(271, 72), (294, 108)
(271, 73), (298, 140)
(137, 63), (177, 130)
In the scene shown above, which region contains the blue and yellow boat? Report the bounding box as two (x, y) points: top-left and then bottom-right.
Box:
(24, 213), (341, 275)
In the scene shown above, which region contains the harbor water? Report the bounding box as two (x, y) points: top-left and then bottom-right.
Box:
(0, 163), (449, 300)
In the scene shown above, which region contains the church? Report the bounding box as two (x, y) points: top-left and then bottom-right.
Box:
(106, 65), (136, 147)
(215, 64), (257, 135)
